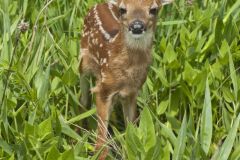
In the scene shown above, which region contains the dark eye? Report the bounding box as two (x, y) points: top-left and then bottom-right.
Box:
(119, 7), (127, 15)
(149, 8), (158, 15)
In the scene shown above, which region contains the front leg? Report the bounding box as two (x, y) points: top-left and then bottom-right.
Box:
(95, 92), (113, 160)
(121, 94), (137, 125)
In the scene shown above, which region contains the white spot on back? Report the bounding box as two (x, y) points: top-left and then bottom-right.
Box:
(94, 5), (111, 40)
(103, 58), (107, 63)
(107, 51), (111, 57)
(108, 2), (119, 22)
(101, 69), (107, 82)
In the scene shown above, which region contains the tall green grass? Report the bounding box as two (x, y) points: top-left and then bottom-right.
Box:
(0, 0), (240, 159)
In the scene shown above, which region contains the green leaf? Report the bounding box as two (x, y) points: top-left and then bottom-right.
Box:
(230, 144), (240, 160)
(210, 60), (223, 80)
(151, 67), (169, 87)
(157, 100), (169, 115)
(144, 137), (161, 160)
(201, 34), (214, 54)
(219, 40), (229, 60)
(112, 126), (125, 147)
(38, 117), (52, 139)
(228, 46), (238, 100)
(146, 77), (154, 92)
(182, 62), (198, 85)
(173, 112), (187, 160)
(67, 108), (96, 123)
(161, 20), (187, 26)
(126, 123), (142, 160)
(223, 0), (240, 23)
(46, 146), (61, 160)
(0, 139), (12, 155)
(24, 122), (37, 137)
(61, 149), (75, 160)
(159, 122), (177, 146)
(35, 64), (50, 102)
(179, 26), (190, 51)
(139, 107), (156, 152)
(200, 78), (212, 155)
(222, 106), (232, 131)
(166, 114), (181, 130)
(213, 114), (240, 160)
(8, 154), (14, 160)
(163, 43), (177, 63)
(62, 67), (78, 86)
(46, 14), (68, 26)
(59, 115), (82, 141)
(222, 87), (235, 103)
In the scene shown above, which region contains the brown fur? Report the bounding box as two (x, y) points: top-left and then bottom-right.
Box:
(79, 0), (172, 159)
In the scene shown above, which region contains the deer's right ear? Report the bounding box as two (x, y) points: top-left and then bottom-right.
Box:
(161, 0), (173, 6)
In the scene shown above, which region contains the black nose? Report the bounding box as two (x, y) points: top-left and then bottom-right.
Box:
(129, 20), (145, 34)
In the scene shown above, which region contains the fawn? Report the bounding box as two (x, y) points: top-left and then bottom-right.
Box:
(79, 0), (172, 159)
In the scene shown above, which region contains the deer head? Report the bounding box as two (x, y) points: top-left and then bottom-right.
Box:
(114, 0), (173, 49)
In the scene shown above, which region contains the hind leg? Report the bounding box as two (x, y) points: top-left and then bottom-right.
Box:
(79, 47), (97, 109)
(80, 74), (92, 110)
(79, 48), (94, 129)
(79, 47), (101, 109)
(121, 93), (137, 126)
(79, 74), (93, 130)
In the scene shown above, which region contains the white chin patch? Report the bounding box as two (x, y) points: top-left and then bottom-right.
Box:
(125, 30), (153, 50)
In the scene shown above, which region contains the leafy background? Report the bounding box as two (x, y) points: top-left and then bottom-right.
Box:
(0, 0), (240, 159)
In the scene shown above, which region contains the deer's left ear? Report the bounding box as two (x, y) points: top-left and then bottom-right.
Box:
(161, 0), (173, 5)
(109, 0), (117, 5)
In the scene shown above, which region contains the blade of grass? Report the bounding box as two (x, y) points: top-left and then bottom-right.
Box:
(173, 112), (187, 160)
(200, 78), (212, 155)
(67, 108), (96, 124)
(223, 0), (240, 23)
(212, 114), (240, 160)
(228, 44), (238, 102)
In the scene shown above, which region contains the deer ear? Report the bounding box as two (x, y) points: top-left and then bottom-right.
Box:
(151, 0), (160, 9)
(161, 0), (173, 5)
(109, 0), (117, 5)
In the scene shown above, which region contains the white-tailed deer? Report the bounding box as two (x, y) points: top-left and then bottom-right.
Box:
(79, 0), (172, 159)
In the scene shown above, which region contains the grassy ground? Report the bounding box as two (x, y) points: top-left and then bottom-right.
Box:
(0, 0), (240, 159)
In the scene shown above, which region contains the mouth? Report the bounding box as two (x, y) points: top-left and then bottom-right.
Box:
(129, 30), (145, 38)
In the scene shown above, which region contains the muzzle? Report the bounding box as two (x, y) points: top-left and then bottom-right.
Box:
(129, 20), (146, 35)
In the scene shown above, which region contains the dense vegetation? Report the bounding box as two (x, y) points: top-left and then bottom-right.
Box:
(0, 0), (240, 159)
